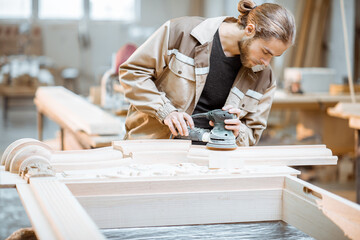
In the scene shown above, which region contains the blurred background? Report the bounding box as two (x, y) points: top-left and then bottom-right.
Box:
(0, 0), (358, 93)
(0, 0), (360, 239)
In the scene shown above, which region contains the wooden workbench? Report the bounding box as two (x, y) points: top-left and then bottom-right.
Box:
(328, 102), (360, 203)
(34, 86), (125, 150)
(272, 91), (360, 155)
(0, 85), (37, 120)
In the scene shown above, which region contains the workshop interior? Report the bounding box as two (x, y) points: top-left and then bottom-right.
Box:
(1, 0), (360, 239)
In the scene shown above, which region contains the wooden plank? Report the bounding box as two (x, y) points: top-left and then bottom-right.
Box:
(327, 102), (360, 119)
(29, 178), (105, 240)
(77, 189), (283, 229)
(187, 145), (337, 168)
(66, 175), (286, 196)
(60, 166), (300, 183)
(17, 183), (58, 240)
(0, 166), (26, 188)
(113, 139), (191, 156)
(283, 176), (360, 240)
(35, 86), (123, 135)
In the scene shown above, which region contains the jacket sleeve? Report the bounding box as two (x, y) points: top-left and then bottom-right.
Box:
(236, 75), (276, 146)
(119, 21), (177, 122)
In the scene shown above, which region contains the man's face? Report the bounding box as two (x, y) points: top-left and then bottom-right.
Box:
(238, 37), (290, 70)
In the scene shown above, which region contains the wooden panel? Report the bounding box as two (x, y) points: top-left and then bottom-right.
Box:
(78, 189), (283, 229)
(283, 176), (360, 240)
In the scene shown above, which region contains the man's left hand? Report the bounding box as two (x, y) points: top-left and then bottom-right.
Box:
(222, 105), (242, 137)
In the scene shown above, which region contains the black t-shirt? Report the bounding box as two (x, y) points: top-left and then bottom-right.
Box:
(193, 30), (242, 129)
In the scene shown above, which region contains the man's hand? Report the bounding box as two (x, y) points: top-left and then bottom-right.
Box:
(210, 105), (242, 137)
(164, 111), (194, 136)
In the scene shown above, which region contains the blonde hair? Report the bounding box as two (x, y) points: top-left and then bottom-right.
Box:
(238, 0), (296, 45)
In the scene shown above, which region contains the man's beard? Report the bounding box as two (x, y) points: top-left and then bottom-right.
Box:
(238, 38), (266, 72)
(238, 38), (253, 68)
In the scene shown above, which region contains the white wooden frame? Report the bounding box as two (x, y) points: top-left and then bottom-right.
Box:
(1, 139), (359, 240)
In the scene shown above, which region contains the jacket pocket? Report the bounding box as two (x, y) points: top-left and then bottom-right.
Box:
(156, 57), (196, 111)
(239, 96), (259, 113)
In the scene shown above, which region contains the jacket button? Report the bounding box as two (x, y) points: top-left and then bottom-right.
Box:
(242, 104), (245, 107)
(178, 70), (182, 74)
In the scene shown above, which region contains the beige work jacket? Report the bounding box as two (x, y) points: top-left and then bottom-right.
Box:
(119, 16), (276, 146)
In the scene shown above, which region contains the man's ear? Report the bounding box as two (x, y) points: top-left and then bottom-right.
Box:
(244, 24), (256, 38)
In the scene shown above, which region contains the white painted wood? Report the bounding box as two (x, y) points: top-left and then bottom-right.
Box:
(29, 178), (105, 240)
(35, 86), (123, 135)
(283, 176), (360, 240)
(77, 189), (283, 229)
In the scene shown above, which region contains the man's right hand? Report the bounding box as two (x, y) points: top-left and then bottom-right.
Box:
(164, 111), (194, 136)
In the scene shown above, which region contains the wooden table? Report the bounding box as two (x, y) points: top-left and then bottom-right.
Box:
(0, 85), (36, 120)
(272, 91), (360, 155)
(328, 102), (360, 203)
(34, 86), (125, 150)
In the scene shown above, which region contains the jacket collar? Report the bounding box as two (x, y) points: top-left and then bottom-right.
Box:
(190, 16), (237, 45)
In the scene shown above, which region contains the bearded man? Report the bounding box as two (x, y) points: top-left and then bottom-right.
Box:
(119, 0), (296, 146)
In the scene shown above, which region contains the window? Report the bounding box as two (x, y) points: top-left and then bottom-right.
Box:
(38, 0), (83, 20)
(90, 0), (136, 21)
(0, 0), (32, 19)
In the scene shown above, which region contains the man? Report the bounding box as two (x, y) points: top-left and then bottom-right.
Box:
(119, 0), (296, 146)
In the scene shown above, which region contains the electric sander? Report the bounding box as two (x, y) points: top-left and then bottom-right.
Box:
(176, 109), (238, 150)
